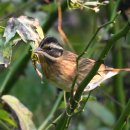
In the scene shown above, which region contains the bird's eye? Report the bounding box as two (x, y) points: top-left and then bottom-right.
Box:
(42, 46), (52, 51)
(47, 46), (52, 50)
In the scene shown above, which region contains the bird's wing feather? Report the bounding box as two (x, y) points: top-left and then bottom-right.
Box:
(78, 58), (118, 91)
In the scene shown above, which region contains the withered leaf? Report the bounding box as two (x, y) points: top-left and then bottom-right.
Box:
(2, 95), (37, 130)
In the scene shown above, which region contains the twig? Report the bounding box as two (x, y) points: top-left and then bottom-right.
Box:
(45, 113), (63, 130)
(54, 13), (122, 130)
(113, 99), (130, 130)
(70, 13), (118, 98)
(55, 21), (130, 130)
(57, 1), (74, 51)
(77, 14), (118, 62)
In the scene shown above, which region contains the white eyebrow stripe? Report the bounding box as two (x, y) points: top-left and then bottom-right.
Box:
(36, 51), (61, 61)
(45, 43), (63, 50)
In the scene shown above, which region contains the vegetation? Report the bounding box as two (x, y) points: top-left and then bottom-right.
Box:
(0, 0), (130, 130)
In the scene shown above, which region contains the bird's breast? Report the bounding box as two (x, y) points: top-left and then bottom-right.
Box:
(41, 58), (77, 91)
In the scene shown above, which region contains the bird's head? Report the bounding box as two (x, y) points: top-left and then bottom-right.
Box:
(33, 36), (64, 61)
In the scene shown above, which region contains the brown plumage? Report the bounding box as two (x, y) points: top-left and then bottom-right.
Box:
(33, 37), (130, 92)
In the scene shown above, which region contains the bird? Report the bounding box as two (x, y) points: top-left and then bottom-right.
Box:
(32, 36), (130, 92)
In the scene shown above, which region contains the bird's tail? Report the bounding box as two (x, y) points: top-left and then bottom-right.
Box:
(107, 68), (130, 73)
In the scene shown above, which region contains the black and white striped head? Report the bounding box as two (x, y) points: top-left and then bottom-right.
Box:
(34, 37), (63, 60)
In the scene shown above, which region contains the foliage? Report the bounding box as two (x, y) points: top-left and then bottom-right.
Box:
(0, 0), (130, 130)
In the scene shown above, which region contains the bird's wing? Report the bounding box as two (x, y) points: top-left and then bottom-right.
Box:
(78, 58), (118, 91)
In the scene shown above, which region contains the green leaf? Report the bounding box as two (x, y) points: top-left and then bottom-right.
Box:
(0, 109), (17, 127)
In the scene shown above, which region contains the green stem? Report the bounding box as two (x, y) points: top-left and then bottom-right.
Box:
(45, 113), (63, 130)
(110, 0), (121, 20)
(109, 0), (126, 118)
(113, 99), (130, 130)
(99, 23), (130, 59)
(71, 14), (118, 98)
(77, 15), (118, 61)
(38, 92), (63, 130)
(75, 22), (130, 108)
(55, 112), (71, 130)
(55, 22), (130, 130)
(112, 45), (126, 116)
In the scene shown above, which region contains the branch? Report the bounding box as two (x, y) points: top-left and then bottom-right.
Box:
(75, 22), (130, 105)
(55, 22), (130, 130)
(113, 99), (130, 130)
(77, 14), (118, 61)
(71, 14), (118, 96)
(109, 0), (126, 117)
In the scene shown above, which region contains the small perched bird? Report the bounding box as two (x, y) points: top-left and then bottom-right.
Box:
(32, 36), (130, 92)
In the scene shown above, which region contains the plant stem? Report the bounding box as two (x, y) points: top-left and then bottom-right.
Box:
(38, 92), (63, 130)
(71, 14), (118, 98)
(75, 22), (130, 109)
(45, 113), (63, 130)
(110, 0), (121, 20)
(113, 99), (130, 130)
(112, 45), (126, 116)
(109, 0), (126, 118)
(55, 22), (130, 130)
(77, 15), (118, 61)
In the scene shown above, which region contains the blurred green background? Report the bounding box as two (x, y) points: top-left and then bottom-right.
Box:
(0, 0), (130, 130)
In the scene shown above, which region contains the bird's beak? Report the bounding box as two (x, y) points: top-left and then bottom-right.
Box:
(34, 47), (43, 54)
